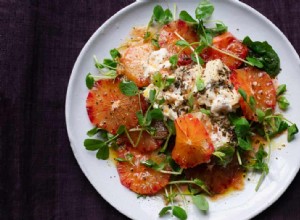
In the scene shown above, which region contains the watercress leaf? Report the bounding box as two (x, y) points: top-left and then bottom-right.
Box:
(152, 72), (163, 88)
(87, 127), (99, 137)
(238, 137), (252, 151)
(233, 117), (250, 137)
(86, 73), (95, 89)
(243, 36), (280, 77)
(277, 96), (289, 110)
(277, 120), (289, 134)
(150, 108), (164, 120)
(153, 5), (165, 23)
(164, 9), (173, 24)
(179, 10), (197, 23)
(195, 44), (207, 54)
(119, 81), (139, 96)
(238, 88), (247, 102)
(84, 139), (104, 151)
(246, 57), (264, 68)
(117, 125), (126, 135)
(191, 53), (204, 65)
(196, 77), (205, 91)
(193, 179), (210, 195)
(288, 124), (298, 142)
(159, 206), (172, 217)
(200, 108), (210, 115)
(136, 111), (144, 126)
(151, 38), (160, 48)
(249, 96), (256, 110)
(103, 58), (117, 69)
(195, 0), (214, 20)
(256, 108), (265, 123)
(276, 84), (286, 96)
(165, 77), (175, 87)
(172, 206), (187, 220)
(167, 119), (176, 135)
(144, 31), (151, 40)
(176, 40), (190, 47)
(169, 54), (178, 68)
(96, 144), (109, 160)
(149, 89), (157, 104)
(213, 145), (235, 166)
(110, 48), (121, 59)
(192, 195), (209, 211)
(207, 22), (228, 36)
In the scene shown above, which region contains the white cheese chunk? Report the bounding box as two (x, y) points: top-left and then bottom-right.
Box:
(143, 48), (171, 78)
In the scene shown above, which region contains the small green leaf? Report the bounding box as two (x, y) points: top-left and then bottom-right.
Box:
(277, 96), (289, 110)
(103, 58), (117, 69)
(167, 119), (176, 135)
(119, 81), (139, 96)
(196, 77), (205, 91)
(200, 108), (210, 115)
(172, 206), (187, 220)
(246, 57), (264, 68)
(114, 157), (128, 162)
(179, 10), (197, 23)
(110, 48), (121, 59)
(169, 54), (178, 67)
(149, 89), (157, 104)
(96, 144), (109, 160)
(136, 111), (144, 126)
(152, 72), (163, 88)
(238, 137), (252, 151)
(256, 109), (265, 123)
(87, 127), (99, 137)
(86, 73), (95, 89)
(175, 40), (190, 47)
(195, 0), (214, 20)
(144, 31), (151, 40)
(194, 179), (210, 195)
(238, 88), (247, 102)
(159, 206), (172, 217)
(164, 9), (173, 24)
(117, 125), (126, 135)
(233, 117), (250, 137)
(151, 39), (160, 48)
(150, 108), (164, 120)
(249, 96), (256, 110)
(288, 124), (298, 142)
(84, 139), (104, 151)
(153, 5), (165, 23)
(165, 77), (175, 87)
(192, 195), (209, 211)
(276, 84), (287, 96)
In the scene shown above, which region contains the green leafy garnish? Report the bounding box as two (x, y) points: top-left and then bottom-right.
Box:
(192, 195), (209, 211)
(288, 124), (298, 142)
(119, 81), (139, 96)
(86, 73), (95, 89)
(276, 84), (286, 96)
(153, 5), (173, 25)
(110, 48), (121, 59)
(195, 0), (214, 20)
(243, 36), (280, 77)
(277, 96), (289, 110)
(169, 54), (179, 67)
(86, 127), (99, 137)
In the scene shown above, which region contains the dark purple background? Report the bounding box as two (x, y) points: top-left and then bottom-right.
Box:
(1, 0), (299, 219)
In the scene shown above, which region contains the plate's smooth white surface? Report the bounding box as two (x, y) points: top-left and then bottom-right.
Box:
(65, 0), (300, 219)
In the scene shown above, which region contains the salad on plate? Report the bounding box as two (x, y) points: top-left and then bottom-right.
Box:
(83, 1), (298, 219)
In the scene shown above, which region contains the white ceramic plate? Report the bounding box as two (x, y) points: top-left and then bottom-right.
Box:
(65, 0), (300, 219)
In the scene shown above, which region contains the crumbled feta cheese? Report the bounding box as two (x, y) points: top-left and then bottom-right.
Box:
(143, 48), (171, 78)
(197, 59), (240, 115)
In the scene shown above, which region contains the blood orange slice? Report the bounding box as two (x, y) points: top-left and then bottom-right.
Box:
(172, 114), (214, 168)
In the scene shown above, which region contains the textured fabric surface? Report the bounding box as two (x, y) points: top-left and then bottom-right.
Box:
(0, 0), (299, 219)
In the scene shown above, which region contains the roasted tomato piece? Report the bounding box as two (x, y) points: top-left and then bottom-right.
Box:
(158, 20), (199, 66)
(119, 43), (154, 87)
(86, 78), (147, 134)
(230, 67), (276, 121)
(172, 114), (214, 168)
(201, 32), (248, 70)
(116, 148), (170, 195)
